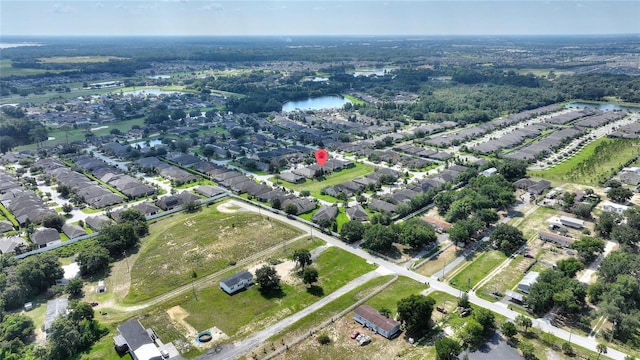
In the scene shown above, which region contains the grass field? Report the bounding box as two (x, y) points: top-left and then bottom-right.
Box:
(125, 202), (304, 303)
(342, 94), (366, 105)
(151, 247), (375, 352)
(508, 206), (556, 239)
(0, 59), (78, 78)
(414, 244), (460, 277)
(477, 255), (535, 299)
(273, 163), (375, 198)
(529, 138), (640, 185)
(449, 250), (508, 291)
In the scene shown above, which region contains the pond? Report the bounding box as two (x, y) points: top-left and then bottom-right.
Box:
(130, 139), (163, 148)
(282, 96), (351, 112)
(123, 89), (185, 96)
(566, 102), (640, 112)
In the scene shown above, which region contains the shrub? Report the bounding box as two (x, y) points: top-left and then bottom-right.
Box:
(317, 332), (331, 345)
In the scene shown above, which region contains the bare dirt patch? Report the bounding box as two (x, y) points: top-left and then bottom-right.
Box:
(167, 306), (228, 347)
(216, 201), (246, 213)
(248, 260), (297, 285)
(267, 315), (433, 360)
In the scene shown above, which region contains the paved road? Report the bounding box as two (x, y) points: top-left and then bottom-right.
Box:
(200, 270), (382, 360)
(221, 200), (630, 360)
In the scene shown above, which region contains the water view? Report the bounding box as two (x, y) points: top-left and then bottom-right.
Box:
(130, 139), (163, 148)
(124, 89), (185, 96)
(567, 102), (640, 112)
(282, 96), (352, 112)
(352, 67), (395, 77)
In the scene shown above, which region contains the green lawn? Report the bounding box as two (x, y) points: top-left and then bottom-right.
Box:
(38, 56), (126, 63)
(508, 206), (556, 239)
(124, 201), (304, 303)
(0, 59), (78, 78)
(272, 163), (375, 198)
(477, 255), (535, 300)
(176, 247), (375, 340)
(342, 94), (366, 105)
(529, 138), (640, 185)
(450, 250), (508, 291)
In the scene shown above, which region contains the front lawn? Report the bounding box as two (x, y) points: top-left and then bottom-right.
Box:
(449, 250), (508, 291)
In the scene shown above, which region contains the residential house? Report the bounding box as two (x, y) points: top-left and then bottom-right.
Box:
(620, 171), (640, 186)
(0, 235), (28, 255)
(517, 272), (540, 293)
(539, 231), (575, 247)
(353, 305), (401, 339)
(0, 220), (14, 234)
(44, 298), (68, 336)
(602, 201), (630, 215)
(312, 205), (338, 224)
(279, 171), (305, 184)
(113, 319), (163, 360)
(559, 216), (584, 229)
(219, 270), (254, 294)
(368, 199), (397, 214)
(528, 180), (552, 195)
(61, 223), (87, 239)
(195, 185), (226, 198)
(281, 198), (316, 215)
(85, 215), (112, 231)
(422, 216), (452, 233)
(155, 196), (180, 211)
(346, 204), (369, 222)
(30, 228), (60, 248)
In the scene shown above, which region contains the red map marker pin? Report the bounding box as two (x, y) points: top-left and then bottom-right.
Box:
(315, 149), (328, 166)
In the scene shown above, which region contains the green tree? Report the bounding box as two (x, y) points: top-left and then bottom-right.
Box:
(283, 203), (298, 215)
(41, 214), (65, 231)
(458, 319), (485, 349)
(518, 340), (536, 360)
(77, 245), (110, 276)
(596, 343), (607, 360)
(255, 265), (280, 292)
(556, 257), (585, 278)
(398, 218), (437, 249)
(61, 203), (73, 214)
(396, 294), (436, 332)
(570, 237), (605, 263)
(65, 278), (84, 298)
(435, 337), (462, 360)
(0, 314), (34, 343)
(490, 224), (526, 255)
(501, 321), (517, 339)
(118, 208), (149, 236)
(458, 292), (470, 308)
(608, 187), (633, 204)
(515, 315), (532, 333)
(97, 223), (139, 256)
(472, 308), (495, 335)
(340, 220), (366, 243)
(497, 159), (528, 182)
(293, 249), (312, 271)
(362, 223), (396, 252)
(302, 266), (318, 287)
(183, 200), (202, 213)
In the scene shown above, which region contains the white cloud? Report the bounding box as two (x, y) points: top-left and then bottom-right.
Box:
(203, 3), (224, 11)
(52, 2), (75, 13)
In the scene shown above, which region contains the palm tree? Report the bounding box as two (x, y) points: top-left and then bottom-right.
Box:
(596, 343), (607, 360)
(515, 314), (532, 333)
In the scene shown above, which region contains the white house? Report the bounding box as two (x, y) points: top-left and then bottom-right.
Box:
(220, 270), (253, 294)
(517, 271), (540, 294)
(602, 201), (630, 215)
(559, 216), (584, 229)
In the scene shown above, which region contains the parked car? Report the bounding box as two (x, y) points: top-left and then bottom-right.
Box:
(350, 330), (360, 339)
(524, 253), (534, 259)
(89, 301), (99, 307)
(359, 335), (371, 346)
(460, 308), (472, 317)
(436, 306), (448, 314)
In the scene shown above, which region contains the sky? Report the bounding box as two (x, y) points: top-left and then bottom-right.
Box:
(1, 0), (639, 37)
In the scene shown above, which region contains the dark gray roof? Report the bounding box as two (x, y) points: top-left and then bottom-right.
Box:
(45, 298), (68, 332)
(31, 228), (60, 246)
(117, 319), (153, 352)
(220, 270), (253, 288)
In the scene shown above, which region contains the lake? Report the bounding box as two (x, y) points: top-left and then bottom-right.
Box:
(566, 102), (640, 112)
(130, 139), (163, 148)
(282, 96), (352, 112)
(124, 89), (185, 96)
(352, 67), (395, 77)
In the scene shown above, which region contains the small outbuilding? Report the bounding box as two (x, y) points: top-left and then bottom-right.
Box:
(97, 280), (107, 293)
(220, 270), (253, 295)
(353, 304), (401, 339)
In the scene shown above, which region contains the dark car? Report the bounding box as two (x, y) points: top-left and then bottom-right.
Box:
(460, 308), (472, 317)
(436, 306), (448, 314)
(90, 301), (99, 307)
(524, 254), (534, 259)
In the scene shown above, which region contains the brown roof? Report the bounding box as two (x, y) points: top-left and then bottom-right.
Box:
(354, 305), (400, 333)
(422, 216), (452, 231)
(538, 231), (576, 245)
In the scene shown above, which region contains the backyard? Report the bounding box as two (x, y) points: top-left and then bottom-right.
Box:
(273, 163), (375, 200)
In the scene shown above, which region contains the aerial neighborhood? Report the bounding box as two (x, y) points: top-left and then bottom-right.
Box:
(0, 33), (639, 360)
